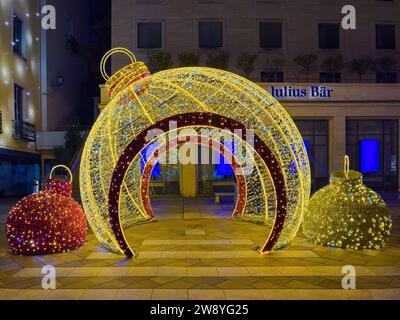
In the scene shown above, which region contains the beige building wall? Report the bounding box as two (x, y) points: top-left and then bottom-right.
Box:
(109, 0), (400, 190)
(111, 0), (400, 82)
(0, 0), (41, 154)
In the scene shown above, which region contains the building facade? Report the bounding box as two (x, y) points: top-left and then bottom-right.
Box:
(0, 0), (42, 197)
(108, 0), (400, 193)
(37, 0), (92, 176)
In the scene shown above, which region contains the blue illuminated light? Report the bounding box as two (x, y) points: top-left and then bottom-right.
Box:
(140, 143), (161, 177)
(216, 141), (234, 176)
(360, 140), (379, 173)
(304, 140), (310, 156)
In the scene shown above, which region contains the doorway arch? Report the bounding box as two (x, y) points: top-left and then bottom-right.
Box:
(140, 134), (248, 219)
(108, 113), (287, 257)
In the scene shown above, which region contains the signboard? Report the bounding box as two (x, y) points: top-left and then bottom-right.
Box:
(269, 85), (334, 99)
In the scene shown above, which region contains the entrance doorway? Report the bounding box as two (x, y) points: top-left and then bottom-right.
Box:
(148, 143), (237, 220)
(346, 119), (398, 190)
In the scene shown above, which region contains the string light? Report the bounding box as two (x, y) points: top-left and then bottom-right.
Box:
(303, 161), (392, 250)
(6, 166), (87, 255)
(80, 48), (311, 256)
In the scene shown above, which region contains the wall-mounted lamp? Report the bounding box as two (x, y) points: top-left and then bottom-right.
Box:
(49, 75), (65, 97)
(57, 75), (64, 86)
(51, 75), (64, 88)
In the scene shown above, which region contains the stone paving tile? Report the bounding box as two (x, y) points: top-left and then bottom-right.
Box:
(295, 289), (341, 300)
(251, 280), (287, 289)
(188, 289), (226, 300)
(45, 289), (85, 300)
(0, 289), (21, 300)
(68, 267), (102, 277)
(97, 267), (130, 277)
(216, 280), (254, 290)
(227, 276), (259, 286)
(369, 288), (400, 300)
(80, 289), (118, 300)
(224, 289), (264, 300)
(260, 289), (303, 300)
(1, 279), (36, 289)
(356, 277), (395, 289)
(127, 267), (158, 277)
(12, 289), (51, 300)
(114, 289), (152, 300)
(124, 280), (160, 289)
(218, 267), (250, 277)
(318, 278), (342, 289)
(139, 252), (163, 259)
(86, 252), (118, 260)
(185, 276), (222, 285)
(271, 250), (319, 258)
(62, 279), (98, 289)
(92, 279), (128, 289)
(335, 290), (376, 300)
(152, 289), (188, 300)
(159, 279), (194, 289)
(188, 267), (219, 277)
(157, 267), (188, 277)
(246, 267), (283, 276)
(185, 229), (206, 236)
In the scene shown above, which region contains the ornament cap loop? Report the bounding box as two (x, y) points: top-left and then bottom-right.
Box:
(50, 165), (73, 184)
(344, 155), (350, 179)
(100, 48), (137, 81)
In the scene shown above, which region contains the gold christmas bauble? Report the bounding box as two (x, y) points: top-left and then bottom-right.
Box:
(303, 169), (392, 250)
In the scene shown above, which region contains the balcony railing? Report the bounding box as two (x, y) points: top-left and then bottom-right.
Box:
(13, 120), (36, 142)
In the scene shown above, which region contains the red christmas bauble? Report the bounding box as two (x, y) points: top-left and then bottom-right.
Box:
(6, 178), (87, 255)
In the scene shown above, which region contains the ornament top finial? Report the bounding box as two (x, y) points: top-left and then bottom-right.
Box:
(344, 155), (350, 179)
(100, 48), (150, 98)
(100, 48), (137, 81)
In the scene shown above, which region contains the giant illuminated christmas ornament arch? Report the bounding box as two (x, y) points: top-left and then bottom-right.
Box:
(80, 48), (311, 257)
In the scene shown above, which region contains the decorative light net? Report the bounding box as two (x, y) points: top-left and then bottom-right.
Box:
(80, 48), (311, 255)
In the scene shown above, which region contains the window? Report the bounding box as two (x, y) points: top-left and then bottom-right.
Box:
(294, 120), (330, 192)
(260, 22), (282, 49)
(13, 14), (24, 56)
(199, 21), (223, 48)
(14, 84), (24, 123)
(318, 23), (340, 49)
(376, 72), (397, 83)
(346, 120), (398, 190)
(66, 19), (74, 37)
(12, 84), (35, 141)
(66, 18), (79, 54)
(261, 71), (284, 82)
(137, 22), (162, 49)
(320, 72), (341, 83)
(376, 24), (396, 49)
(13, 84), (24, 139)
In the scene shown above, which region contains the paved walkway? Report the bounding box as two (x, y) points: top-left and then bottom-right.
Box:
(1, 196), (400, 300)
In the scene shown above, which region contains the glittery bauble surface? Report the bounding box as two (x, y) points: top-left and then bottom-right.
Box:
(6, 181), (87, 255)
(303, 170), (392, 250)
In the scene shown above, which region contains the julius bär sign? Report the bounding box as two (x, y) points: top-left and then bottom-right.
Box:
(270, 85), (334, 99)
